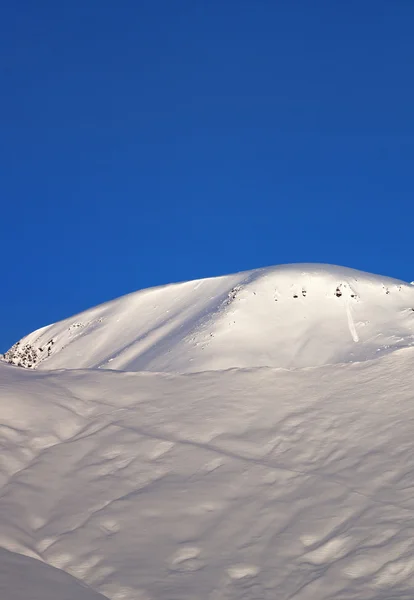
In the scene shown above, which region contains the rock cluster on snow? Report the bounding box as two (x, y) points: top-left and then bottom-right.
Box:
(2, 339), (54, 368)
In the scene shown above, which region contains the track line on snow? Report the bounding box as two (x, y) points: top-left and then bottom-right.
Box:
(108, 420), (414, 518)
(346, 301), (359, 343)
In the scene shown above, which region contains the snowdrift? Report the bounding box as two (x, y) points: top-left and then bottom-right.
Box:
(0, 547), (107, 600)
(1, 347), (414, 599)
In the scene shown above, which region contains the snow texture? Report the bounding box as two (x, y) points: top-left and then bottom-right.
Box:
(2, 264), (414, 599)
(0, 547), (107, 600)
(3, 264), (414, 372)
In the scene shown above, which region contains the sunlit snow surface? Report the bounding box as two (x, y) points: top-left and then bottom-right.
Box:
(5, 264), (414, 372)
(2, 265), (414, 599)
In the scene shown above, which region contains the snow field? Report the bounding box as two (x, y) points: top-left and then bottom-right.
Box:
(1, 344), (414, 598)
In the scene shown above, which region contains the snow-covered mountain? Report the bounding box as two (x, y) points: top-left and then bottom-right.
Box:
(2, 263), (414, 600)
(3, 264), (414, 372)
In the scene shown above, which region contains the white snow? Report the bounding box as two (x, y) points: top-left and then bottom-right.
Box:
(2, 263), (414, 599)
(0, 547), (107, 600)
(3, 264), (414, 372)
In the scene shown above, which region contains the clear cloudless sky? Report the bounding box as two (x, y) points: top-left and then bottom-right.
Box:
(1, 0), (413, 351)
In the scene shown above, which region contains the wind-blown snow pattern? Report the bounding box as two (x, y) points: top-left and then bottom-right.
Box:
(3, 264), (414, 372)
(2, 264), (414, 599)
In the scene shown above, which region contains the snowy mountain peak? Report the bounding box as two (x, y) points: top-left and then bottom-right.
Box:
(3, 263), (414, 372)
(3, 265), (414, 600)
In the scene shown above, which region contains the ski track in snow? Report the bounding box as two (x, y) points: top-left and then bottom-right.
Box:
(346, 301), (359, 343)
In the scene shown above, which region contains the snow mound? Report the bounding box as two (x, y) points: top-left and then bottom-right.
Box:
(3, 264), (414, 372)
(2, 349), (414, 599)
(0, 547), (108, 600)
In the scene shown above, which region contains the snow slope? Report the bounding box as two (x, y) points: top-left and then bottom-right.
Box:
(0, 547), (108, 600)
(3, 264), (414, 372)
(3, 263), (414, 599)
(2, 347), (414, 599)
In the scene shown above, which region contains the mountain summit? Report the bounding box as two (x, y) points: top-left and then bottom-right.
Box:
(4, 264), (414, 372)
(3, 265), (414, 600)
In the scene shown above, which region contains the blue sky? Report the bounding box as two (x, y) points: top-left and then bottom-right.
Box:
(1, 1), (413, 351)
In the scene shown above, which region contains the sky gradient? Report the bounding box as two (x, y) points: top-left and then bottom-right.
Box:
(1, 1), (413, 351)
